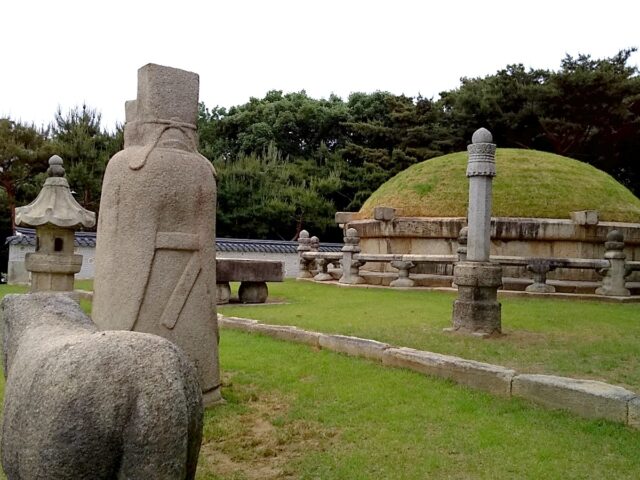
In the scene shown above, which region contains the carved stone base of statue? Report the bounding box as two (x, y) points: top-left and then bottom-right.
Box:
(448, 261), (502, 337)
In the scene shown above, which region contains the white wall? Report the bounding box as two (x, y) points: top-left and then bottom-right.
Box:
(8, 243), (299, 284)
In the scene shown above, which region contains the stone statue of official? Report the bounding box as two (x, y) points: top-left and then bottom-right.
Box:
(93, 64), (221, 404)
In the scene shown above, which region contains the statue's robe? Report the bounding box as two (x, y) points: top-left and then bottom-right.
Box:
(93, 138), (220, 399)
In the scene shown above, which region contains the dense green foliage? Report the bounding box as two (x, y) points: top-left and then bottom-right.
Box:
(1, 50), (639, 253)
(359, 149), (640, 222)
(199, 90), (448, 240)
(439, 49), (640, 192)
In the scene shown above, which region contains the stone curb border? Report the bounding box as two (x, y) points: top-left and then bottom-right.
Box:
(219, 315), (640, 429)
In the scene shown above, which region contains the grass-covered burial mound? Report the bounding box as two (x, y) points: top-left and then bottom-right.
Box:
(358, 149), (640, 223)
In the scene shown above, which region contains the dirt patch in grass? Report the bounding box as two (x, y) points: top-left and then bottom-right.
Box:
(199, 377), (337, 479)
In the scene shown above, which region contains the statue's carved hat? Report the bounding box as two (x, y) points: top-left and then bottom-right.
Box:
(126, 63), (199, 126)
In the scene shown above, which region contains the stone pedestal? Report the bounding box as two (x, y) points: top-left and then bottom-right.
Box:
(525, 260), (556, 293)
(390, 260), (415, 287)
(313, 259), (334, 281)
(450, 262), (502, 336)
(25, 252), (83, 292)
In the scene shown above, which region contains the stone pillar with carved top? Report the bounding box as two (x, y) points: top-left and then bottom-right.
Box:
(92, 64), (221, 405)
(296, 230), (314, 279)
(596, 230), (631, 296)
(449, 128), (502, 337)
(339, 227), (366, 284)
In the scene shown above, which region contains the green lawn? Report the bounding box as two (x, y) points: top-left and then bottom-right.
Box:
(202, 330), (640, 479)
(2, 283), (640, 479)
(220, 280), (640, 393)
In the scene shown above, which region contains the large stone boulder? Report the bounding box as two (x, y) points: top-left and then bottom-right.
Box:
(1, 293), (203, 480)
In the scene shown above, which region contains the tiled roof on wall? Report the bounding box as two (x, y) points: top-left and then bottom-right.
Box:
(5, 228), (342, 253)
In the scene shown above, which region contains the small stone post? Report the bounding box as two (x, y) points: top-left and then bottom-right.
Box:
(339, 227), (366, 284)
(596, 230), (630, 296)
(296, 230), (313, 279)
(309, 236), (320, 274)
(15, 155), (96, 293)
(450, 128), (502, 336)
(457, 226), (468, 262)
(451, 227), (468, 288)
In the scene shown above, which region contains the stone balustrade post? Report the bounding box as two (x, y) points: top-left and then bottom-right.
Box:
(457, 226), (468, 262)
(310, 236), (320, 275)
(451, 226), (469, 287)
(450, 128), (502, 337)
(596, 230), (630, 296)
(296, 230), (313, 279)
(390, 260), (415, 287)
(339, 227), (366, 284)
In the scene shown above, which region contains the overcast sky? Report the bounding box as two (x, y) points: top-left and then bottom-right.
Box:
(2, 0), (638, 131)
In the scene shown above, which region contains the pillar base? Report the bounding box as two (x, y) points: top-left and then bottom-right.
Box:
(450, 261), (502, 336)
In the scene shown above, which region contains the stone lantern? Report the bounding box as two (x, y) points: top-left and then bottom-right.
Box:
(15, 155), (96, 292)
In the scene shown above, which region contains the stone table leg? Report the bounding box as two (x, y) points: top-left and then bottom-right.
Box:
(216, 282), (231, 305)
(238, 281), (268, 303)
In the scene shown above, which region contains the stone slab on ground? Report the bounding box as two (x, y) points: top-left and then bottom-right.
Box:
(217, 258), (284, 283)
(318, 334), (390, 361)
(512, 374), (636, 423)
(628, 397), (640, 429)
(217, 315), (258, 331)
(218, 316), (640, 427)
(252, 323), (322, 347)
(218, 316), (321, 346)
(382, 347), (515, 396)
